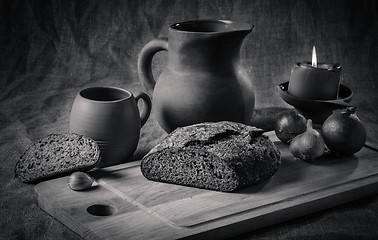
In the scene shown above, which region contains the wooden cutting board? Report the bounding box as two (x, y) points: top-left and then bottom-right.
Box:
(35, 131), (378, 240)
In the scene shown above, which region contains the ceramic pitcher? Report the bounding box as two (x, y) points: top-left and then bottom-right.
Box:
(138, 19), (255, 133)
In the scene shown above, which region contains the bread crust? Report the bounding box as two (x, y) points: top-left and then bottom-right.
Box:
(15, 133), (101, 183)
(141, 121), (281, 192)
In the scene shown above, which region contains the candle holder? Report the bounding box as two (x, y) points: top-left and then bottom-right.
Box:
(280, 47), (353, 124)
(277, 81), (354, 124)
(288, 62), (341, 100)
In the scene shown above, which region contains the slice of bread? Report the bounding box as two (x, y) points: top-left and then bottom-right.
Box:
(15, 133), (101, 183)
(141, 121), (281, 192)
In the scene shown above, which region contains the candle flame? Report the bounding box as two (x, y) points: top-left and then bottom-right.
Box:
(312, 45), (317, 67)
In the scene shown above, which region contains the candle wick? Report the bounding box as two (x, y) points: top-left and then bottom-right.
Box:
(312, 46), (317, 67)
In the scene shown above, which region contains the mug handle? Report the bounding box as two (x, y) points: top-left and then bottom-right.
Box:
(137, 37), (168, 94)
(134, 92), (152, 127)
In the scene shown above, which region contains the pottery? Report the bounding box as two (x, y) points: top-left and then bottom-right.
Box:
(69, 87), (151, 167)
(138, 19), (255, 133)
(278, 82), (353, 124)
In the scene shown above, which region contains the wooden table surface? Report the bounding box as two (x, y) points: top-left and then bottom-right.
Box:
(1, 104), (378, 240)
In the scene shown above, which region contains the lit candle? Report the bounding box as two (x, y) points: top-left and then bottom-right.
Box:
(312, 46), (317, 67)
(288, 47), (342, 100)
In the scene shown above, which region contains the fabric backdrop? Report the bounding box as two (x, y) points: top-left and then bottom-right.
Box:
(1, 0), (377, 239)
(1, 0), (377, 141)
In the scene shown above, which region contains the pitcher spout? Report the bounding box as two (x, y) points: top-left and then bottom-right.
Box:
(167, 20), (254, 72)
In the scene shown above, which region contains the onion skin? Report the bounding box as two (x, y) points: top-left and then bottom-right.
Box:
(322, 107), (366, 156)
(290, 119), (325, 162)
(275, 109), (307, 144)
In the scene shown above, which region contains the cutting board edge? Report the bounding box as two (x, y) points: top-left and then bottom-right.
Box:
(34, 171), (378, 240)
(175, 173), (378, 239)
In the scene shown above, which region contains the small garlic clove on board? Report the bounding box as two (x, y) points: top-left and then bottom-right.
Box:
(68, 171), (94, 191)
(289, 119), (325, 162)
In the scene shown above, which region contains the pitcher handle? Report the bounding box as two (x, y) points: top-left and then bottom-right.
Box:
(137, 37), (168, 94)
(134, 92), (152, 127)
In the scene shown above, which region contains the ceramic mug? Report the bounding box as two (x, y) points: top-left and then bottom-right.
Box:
(69, 86), (151, 167)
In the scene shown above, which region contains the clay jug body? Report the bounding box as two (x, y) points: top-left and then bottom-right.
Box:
(138, 20), (255, 133)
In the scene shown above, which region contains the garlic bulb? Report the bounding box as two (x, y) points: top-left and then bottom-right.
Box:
(289, 119), (325, 162)
(68, 172), (94, 191)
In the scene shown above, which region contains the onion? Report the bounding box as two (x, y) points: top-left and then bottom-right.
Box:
(290, 119), (325, 162)
(275, 109), (307, 144)
(322, 107), (367, 156)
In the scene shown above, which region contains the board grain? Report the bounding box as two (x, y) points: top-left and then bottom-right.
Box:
(35, 131), (378, 240)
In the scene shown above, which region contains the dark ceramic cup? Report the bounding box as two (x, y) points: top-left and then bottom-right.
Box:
(69, 87), (151, 167)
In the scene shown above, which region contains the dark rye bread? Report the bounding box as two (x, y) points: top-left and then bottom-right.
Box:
(141, 121), (281, 192)
(15, 133), (101, 183)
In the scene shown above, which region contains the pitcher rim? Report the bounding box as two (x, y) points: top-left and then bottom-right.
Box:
(170, 19), (254, 34)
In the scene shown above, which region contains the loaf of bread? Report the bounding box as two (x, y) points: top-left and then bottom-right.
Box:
(141, 121), (281, 192)
(15, 133), (101, 183)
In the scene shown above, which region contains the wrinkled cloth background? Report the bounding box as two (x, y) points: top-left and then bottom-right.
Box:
(1, 0), (378, 239)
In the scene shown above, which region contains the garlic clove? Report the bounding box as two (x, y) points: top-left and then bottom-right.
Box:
(289, 119), (325, 162)
(68, 171), (94, 191)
